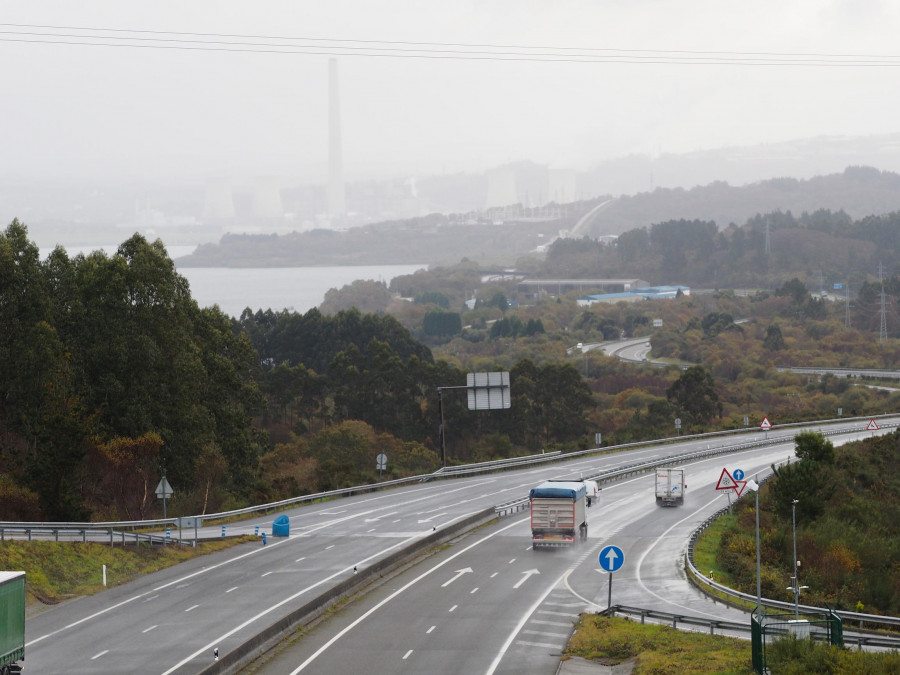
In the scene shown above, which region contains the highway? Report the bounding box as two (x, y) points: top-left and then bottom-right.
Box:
(20, 420), (895, 674)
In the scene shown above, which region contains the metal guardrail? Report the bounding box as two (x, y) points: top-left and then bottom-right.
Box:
(0, 525), (191, 548)
(684, 467), (900, 634)
(3, 415), (897, 541)
(601, 605), (900, 649)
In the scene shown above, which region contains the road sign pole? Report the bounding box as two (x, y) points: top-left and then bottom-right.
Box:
(607, 572), (613, 610)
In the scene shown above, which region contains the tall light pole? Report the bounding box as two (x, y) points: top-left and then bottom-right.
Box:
(791, 499), (800, 619)
(747, 478), (761, 616)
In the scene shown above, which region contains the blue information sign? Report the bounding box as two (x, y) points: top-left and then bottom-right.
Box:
(732, 469), (745, 481)
(598, 545), (625, 572)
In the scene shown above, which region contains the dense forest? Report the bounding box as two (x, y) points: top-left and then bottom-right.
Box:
(3, 214), (900, 529)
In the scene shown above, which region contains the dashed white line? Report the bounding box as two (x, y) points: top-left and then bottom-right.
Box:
(508, 558), (516, 564)
(295, 557), (306, 563)
(449, 605), (458, 613)
(470, 587), (479, 594)
(143, 625), (157, 633)
(261, 571), (273, 577)
(226, 587), (238, 593)
(91, 650), (108, 660)
(490, 572), (498, 578)
(426, 626), (436, 634)
(185, 605), (199, 612)
(402, 649), (413, 660)
(325, 544), (335, 550)
(142, 594), (159, 603)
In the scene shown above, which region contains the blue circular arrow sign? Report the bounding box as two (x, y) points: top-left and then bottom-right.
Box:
(598, 545), (625, 572)
(733, 469), (745, 481)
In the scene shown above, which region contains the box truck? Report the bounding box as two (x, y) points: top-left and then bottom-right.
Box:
(530, 481), (587, 548)
(655, 467), (686, 506)
(0, 571), (25, 674)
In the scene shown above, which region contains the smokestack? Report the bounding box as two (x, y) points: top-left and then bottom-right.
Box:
(328, 58), (346, 218)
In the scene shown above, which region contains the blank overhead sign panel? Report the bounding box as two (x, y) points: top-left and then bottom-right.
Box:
(467, 371), (511, 410)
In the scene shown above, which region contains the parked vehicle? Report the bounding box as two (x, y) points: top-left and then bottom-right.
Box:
(583, 479), (600, 507)
(530, 481), (587, 548)
(0, 571), (25, 674)
(655, 467), (686, 506)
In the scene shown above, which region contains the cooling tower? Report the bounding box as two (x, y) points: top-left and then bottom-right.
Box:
(328, 58), (346, 217)
(203, 179), (236, 221)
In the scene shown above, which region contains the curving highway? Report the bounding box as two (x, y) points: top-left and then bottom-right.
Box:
(20, 420), (896, 674)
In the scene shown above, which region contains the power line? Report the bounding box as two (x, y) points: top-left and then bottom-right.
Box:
(3, 23), (900, 66)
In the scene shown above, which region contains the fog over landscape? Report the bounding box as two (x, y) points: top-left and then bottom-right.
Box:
(3, 0), (900, 245)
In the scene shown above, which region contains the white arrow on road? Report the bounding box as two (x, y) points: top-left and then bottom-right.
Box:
(418, 513), (447, 524)
(513, 569), (540, 589)
(364, 512), (398, 523)
(441, 567), (473, 588)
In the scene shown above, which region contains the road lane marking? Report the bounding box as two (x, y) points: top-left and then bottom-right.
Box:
(403, 650), (413, 660)
(426, 626), (436, 634)
(470, 587), (479, 594)
(295, 557), (306, 562)
(143, 595), (159, 602)
(441, 568), (473, 587)
(161, 514), (490, 675)
(185, 605), (199, 612)
(261, 571), (273, 577)
(523, 629), (569, 638)
(490, 572), (498, 578)
(143, 625), (157, 633)
(449, 605), (458, 612)
(226, 587), (238, 593)
(514, 569), (540, 589)
(516, 640), (560, 649)
(286, 517), (524, 674)
(325, 544), (335, 550)
(91, 650), (109, 659)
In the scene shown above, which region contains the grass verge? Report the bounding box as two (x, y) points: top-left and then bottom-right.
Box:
(566, 615), (754, 674)
(0, 537), (254, 606)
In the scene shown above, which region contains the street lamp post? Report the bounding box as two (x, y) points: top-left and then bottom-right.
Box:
(743, 478), (762, 616)
(791, 499), (800, 619)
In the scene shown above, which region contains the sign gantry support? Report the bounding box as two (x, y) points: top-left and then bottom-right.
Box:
(437, 372), (510, 467)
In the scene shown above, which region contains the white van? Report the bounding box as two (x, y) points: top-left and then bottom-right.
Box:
(583, 479), (600, 507)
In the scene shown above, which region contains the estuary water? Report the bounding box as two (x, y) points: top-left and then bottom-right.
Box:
(42, 244), (426, 318)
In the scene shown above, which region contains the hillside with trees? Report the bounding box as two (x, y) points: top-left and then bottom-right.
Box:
(716, 430), (900, 617)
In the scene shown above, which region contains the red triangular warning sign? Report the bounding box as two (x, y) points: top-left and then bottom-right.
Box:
(716, 468), (737, 491)
(759, 416), (772, 430)
(733, 480), (749, 496)
(867, 418), (879, 431)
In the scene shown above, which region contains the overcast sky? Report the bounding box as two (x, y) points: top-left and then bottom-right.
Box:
(2, 0), (899, 189)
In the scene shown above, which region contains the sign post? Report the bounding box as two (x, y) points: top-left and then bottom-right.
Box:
(759, 416), (772, 439)
(598, 545), (625, 610)
(437, 372), (510, 467)
(155, 476), (174, 520)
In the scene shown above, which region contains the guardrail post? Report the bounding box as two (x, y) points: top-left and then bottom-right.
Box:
(54, 529), (59, 542)
(27, 528), (32, 541)
(109, 528), (113, 547)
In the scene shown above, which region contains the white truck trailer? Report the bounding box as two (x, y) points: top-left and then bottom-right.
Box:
(530, 481), (587, 548)
(655, 467), (686, 506)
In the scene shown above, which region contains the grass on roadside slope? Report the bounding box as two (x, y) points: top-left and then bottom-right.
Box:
(0, 538), (253, 605)
(566, 615), (754, 675)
